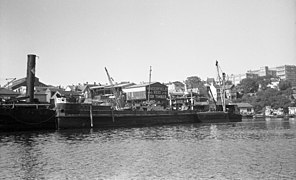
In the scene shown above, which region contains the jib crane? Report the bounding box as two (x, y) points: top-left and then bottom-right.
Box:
(104, 67), (121, 110)
(216, 61), (226, 112)
(3, 78), (16, 88)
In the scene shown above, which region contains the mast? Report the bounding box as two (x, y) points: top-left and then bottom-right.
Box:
(222, 72), (226, 112)
(148, 66), (152, 102)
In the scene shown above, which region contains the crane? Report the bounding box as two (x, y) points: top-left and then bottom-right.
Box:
(216, 61), (226, 112)
(3, 78), (16, 88)
(206, 85), (217, 107)
(104, 67), (121, 109)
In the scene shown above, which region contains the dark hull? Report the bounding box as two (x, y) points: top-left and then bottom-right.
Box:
(56, 103), (242, 129)
(0, 106), (57, 132)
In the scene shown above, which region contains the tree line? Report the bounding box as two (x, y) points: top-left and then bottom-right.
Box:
(233, 76), (295, 113)
(181, 75), (295, 113)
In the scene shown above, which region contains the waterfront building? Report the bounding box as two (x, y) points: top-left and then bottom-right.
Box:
(122, 82), (168, 103)
(235, 103), (254, 116)
(9, 77), (48, 94)
(90, 82), (134, 97)
(0, 88), (20, 100)
(32, 87), (80, 103)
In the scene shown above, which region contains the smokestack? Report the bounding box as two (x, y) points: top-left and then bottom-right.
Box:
(26, 54), (36, 102)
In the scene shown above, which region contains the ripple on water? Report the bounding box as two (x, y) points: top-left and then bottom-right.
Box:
(1, 120), (296, 179)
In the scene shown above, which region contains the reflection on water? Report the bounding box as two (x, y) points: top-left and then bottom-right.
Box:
(1, 118), (296, 179)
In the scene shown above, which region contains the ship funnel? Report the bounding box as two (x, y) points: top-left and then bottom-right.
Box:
(26, 54), (36, 102)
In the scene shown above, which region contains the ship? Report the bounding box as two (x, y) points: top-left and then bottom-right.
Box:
(55, 65), (242, 129)
(55, 98), (241, 129)
(0, 55), (57, 132)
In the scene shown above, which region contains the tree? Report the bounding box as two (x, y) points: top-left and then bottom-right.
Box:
(239, 78), (259, 93)
(225, 80), (233, 85)
(173, 81), (185, 92)
(185, 76), (207, 97)
(185, 76), (202, 89)
(257, 75), (272, 90)
(278, 80), (292, 91)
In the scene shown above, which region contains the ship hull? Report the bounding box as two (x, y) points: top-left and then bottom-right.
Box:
(56, 103), (242, 129)
(57, 110), (198, 129)
(0, 105), (57, 132)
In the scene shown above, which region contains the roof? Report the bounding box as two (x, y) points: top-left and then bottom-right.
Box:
(56, 90), (81, 96)
(234, 103), (253, 108)
(90, 82), (135, 90)
(0, 88), (20, 96)
(123, 82), (166, 89)
(10, 77), (48, 90)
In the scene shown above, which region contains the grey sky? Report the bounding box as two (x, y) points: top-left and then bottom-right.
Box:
(0, 0), (295, 86)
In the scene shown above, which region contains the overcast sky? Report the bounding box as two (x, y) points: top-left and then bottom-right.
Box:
(0, 0), (295, 86)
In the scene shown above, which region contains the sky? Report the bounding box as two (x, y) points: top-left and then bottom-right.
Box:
(0, 0), (295, 87)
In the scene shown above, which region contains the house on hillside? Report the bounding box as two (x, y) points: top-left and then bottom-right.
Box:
(51, 89), (81, 103)
(32, 87), (80, 103)
(235, 103), (254, 117)
(33, 87), (63, 103)
(224, 84), (237, 100)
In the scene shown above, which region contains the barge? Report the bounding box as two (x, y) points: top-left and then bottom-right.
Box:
(55, 100), (242, 129)
(55, 63), (242, 130)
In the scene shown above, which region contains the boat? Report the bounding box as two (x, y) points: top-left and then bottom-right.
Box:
(55, 99), (241, 129)
(0, 54), (57, 132)
(253, 113), (265, 119)
(55, 64), (242, 129)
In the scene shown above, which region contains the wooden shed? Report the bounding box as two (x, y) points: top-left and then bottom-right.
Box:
(123, 82), (168, 102)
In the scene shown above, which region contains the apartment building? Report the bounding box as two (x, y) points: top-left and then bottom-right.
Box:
(272, 65), (296, 86)
(247, 66), (277, 77)
(230, 73), (258, 85)
(230, 65), (296, 86)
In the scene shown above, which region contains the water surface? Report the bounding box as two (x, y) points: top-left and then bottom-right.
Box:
(1, 118), (296, 179)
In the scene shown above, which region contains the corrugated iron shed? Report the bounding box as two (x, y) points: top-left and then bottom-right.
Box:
(10, 77), (47, 90)
(0, 88), (20, 96)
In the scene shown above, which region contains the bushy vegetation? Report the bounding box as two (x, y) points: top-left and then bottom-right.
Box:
(182, 75), (295, 113)
(233, 76), (295, 113)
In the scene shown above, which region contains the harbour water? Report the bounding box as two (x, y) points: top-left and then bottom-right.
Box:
(0, 118), (296, 179)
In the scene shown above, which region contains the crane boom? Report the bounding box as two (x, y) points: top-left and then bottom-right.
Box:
(105, 67), (114, 87)
(104, 67), (121, 109)
(3, 78), (16, 88)
(215, 61), (226, 112)
(206, 86), (217, 106)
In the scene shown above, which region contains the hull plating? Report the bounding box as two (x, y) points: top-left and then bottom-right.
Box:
(56, 103), (242, 129)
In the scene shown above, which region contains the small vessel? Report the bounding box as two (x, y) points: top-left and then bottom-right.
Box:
(0, 55), (56, 132)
